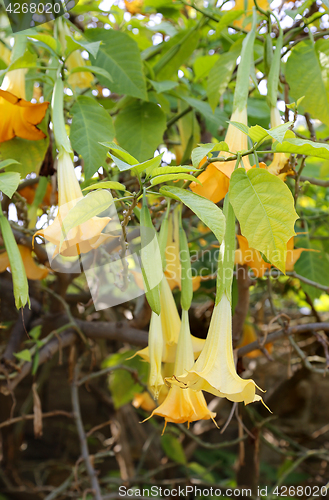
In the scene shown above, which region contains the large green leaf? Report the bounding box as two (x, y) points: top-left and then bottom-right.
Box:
(82, 181), (126, 192)
(229, 169), (298, 273)
(85, 29), (147, 100)
(150, 173), (201, 186)
(294, 241), (329, 300)
(286, 40), (329, 126)
(0, 138), (48, 177)
(115, 101), (166, 162)
(0, 172), (20, 198)
(161, 434), (186, 465)
(191, 142), (228, 168)
(159, 186), (225, 244)
(207, 49), (239, 112)
(274, 137), (329, 159)
(0, 215), (29, 309)
(104, 350), (149, 409)
(179, 95), (228, 131)
(70, 96), (115, 179)
(154, 29), (199, 80)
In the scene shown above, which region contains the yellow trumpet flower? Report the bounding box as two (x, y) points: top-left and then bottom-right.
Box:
(267, 107), (294, 181)
(67, 50), (94, 90)
(0, 245), (48, 280)
(191, 107), (252, 203)
(233, 0), (269, 30)
(164, 208), (208, 291)
(235, 234), (271, 278)
(173, 294), (263, 405)
(236, 234), (314, 275)
(124, 0), (143, 14)
(0, 69), (49, 143)
(136, 277), (205, 364)
(148, 311), (164, 398)
(33, 150), (110, 257)
(146, 310), (216, 433)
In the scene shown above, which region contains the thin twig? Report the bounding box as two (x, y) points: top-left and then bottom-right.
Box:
(0, 410), (73, 429)
(71, 362), (103, 500)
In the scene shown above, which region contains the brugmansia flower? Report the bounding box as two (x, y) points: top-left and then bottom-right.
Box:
(145, 310), (216, 432)
(235, 234), (313, 275)
(267, 107), (293, 180)
(124, 0), (143, 14)
(66, 50), (94, 90)
(33, 150), (110, 257)
(233, 0), (269, 30)
(136, 277), (205, 364)
(0, 69), (49, 143)
(172, 294), (263, 405)
(164, 209), (205, 291)
(0, 245), (48, 280)
(237, 323), (272, 358)
(58, 19), (93, 90)
(0, 42), (11, 65)
(191, 164), (230, 204)
(191, 108), (253, 203)
(285, 236), (316, 272)
(235, 235), (271, 278)
(148, 311), (164, 398)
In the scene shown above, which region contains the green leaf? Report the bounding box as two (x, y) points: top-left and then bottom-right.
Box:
(68, 65), (113, 83)
(0, 51), (37, 77)
(29, 325), (42, 340)
(161, 434), (186, 464)
(294, 241), (329, 300)
(107, 152), (163, 174)
(70, 96), (115, 179)
(0, 137), (48, 177)
(191, 142), (228, 168)
(28, 34), (61, 55)
(104, 350), (149, 409)
(179, 95), (228, 132)
(233, 10), (256, 111)
(274, 137), (329, 159)
(216, 10), (244, 34)
(0, 216), (29, 309)
(229, 169), (298, 273)
(155, 29), (199, 80)
(14, 349), (32, 363)
(149, 79), (178, 93)
(0, 172), (20, 198)
(150, 166), (198, 177)
(150, 173), (200, 186)
(267, 31), (283, 108)
(115, 101), (166, 162)
(65, 35), (101, 58)
(207, 49), (239, 112)
(85, 29), (147, 100)
(286, 40), (329, 126)
(82, 181), (126, 192)
(193, 54), (219, 81)
(59, 190), (113, 251)
(248, 122), (293, 144)
(159, 186), (225, 243)
(103, 142), (138, 166)
(229, 121), (249, 135)
(0, 159), (21, 170)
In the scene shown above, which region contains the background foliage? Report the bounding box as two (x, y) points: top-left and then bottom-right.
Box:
(0, 0), (329, 499)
